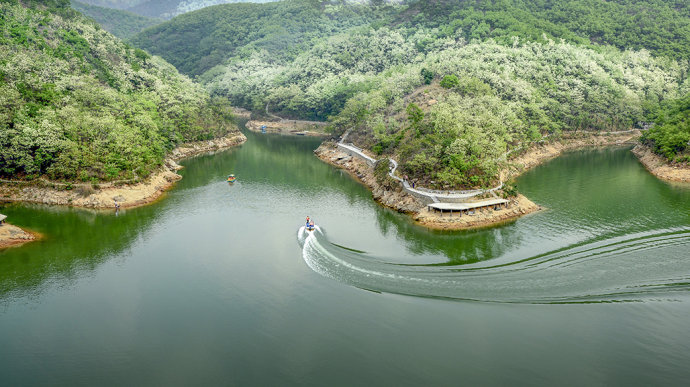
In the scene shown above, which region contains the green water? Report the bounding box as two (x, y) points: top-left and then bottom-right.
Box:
(1, 127), (690, 385)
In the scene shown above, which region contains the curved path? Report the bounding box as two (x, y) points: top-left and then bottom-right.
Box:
(336, 133), (501, 204)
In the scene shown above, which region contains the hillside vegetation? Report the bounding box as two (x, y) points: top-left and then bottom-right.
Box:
(330, 41), (686, 188)
(71, 1), (162, 38)
(131, 0), (396, 76)
(0, 0), (236, 182)
(79, 0), (277, 19)
(395, 0), (690, 61)
(134, 0), (690, 80)
(642, 93), (690, 162)
(131, 0), (690, 187)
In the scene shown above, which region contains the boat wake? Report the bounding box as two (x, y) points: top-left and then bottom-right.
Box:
(297, 226), (690, 303)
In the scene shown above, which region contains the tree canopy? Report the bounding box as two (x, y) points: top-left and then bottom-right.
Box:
(0, 1), (236, 181)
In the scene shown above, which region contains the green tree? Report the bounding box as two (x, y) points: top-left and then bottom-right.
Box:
(440, 74), (459, 89)
(420, 68), (433, 85)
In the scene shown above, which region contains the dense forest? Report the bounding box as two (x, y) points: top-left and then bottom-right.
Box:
(0, 0), (236, 182)
(642, 93), (690, 162)
(395, 0), (690, 61)
(327, 40), (685, 187)
(131, 1), (397, 76)
(71, 1), (162, 38)
(128, 0), (690, 188)
(134, 0), (690, 77)
(4, 0), (688, 187)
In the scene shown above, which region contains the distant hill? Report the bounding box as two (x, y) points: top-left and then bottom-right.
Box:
(71, 1), (162, 38)
(134, 0), (690, 81)
(130, 0), (689, 187)
(80, 0), (279, 19)
(394, 0), (690, 61)
(130, 0), (395, 76)
(77, 0), (146, 10)
(0, 0), (236, 181)
(125, 0), (180, 18)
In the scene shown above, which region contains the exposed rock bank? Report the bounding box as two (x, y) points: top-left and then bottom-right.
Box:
(0, 223), (39, 249)
(632, 144), (690, 183)
(246, 120), (329, 137)
(414, 194), (540, 230)
(230, 107), (252, 119)
(0, 132), (247, 209)
(503, 130), (641, 180)
(315, 143), (540, 230)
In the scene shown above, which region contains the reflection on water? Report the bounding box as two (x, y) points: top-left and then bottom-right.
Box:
(0, 203), (163, 300)
(297, 146), (690, 302)
(2, 126), (690, 385)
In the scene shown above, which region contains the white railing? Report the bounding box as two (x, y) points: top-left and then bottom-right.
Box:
(337, 131), (501, 204)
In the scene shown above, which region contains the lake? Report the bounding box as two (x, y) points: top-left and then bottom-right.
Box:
(1, 126), (689, 385)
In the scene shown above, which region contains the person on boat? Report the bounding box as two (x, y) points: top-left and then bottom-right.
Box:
(309, 220), (314, 228)
(306, 216), (310, 226)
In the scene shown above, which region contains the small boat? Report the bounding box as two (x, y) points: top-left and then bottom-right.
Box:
(305, 216), (315, 231)
(227, 174), (236, 183)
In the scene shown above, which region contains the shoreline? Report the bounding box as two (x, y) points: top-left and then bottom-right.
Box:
(0, 132), (247, 210)
(0, 223), (41, 249)
(631, 144), (690, 183)
(502, 130), (641, 180)
(315, 143), (541, 230)
(246, 120), (329, 137)
(314, 130), (644, 231)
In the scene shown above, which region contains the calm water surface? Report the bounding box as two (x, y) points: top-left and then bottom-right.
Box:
(1, 126), (689, 385)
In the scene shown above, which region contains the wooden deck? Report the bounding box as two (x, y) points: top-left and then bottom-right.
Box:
(427, 199), (510, 214)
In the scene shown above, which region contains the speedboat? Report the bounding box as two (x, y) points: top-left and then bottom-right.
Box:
(306, 224), (315, 231)
(227, 174), (236, 183)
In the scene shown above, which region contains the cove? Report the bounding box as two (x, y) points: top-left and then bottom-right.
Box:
(1, 125), (690, 385)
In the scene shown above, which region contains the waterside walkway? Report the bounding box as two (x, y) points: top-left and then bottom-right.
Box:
(427, 199), (510, 215)
(336, 138), (503, 205)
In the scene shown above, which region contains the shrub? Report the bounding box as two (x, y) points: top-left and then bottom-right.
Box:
(374, 158), (392, 185)
(502, 184), (518, 198)
(440, 74), (459, 89)
(420, 68), (433, 84)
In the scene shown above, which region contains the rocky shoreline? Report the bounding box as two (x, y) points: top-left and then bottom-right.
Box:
(246, 120), (329, 137)
(315, 143), (541, 230)
(314, 130), (646, 230)
(0, 223), (39, 249)
(413, 194), (540, 230)
(0, 132), (247, 209)
(631, 144), (690, 183)
(502, 130), (641, 180)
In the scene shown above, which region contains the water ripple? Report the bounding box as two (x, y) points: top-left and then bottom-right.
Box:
(298, 226), (690, 304)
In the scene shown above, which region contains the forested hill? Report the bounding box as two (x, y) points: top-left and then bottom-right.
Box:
(133, 0), (690, 78)
(127, 0), (278, 19)
(71, 1), (162, 38)
(395, 0), (690, 61)
(128, 0), (689, 187)
(130, 0), (398, 76)
(0, 0), (236, 182)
